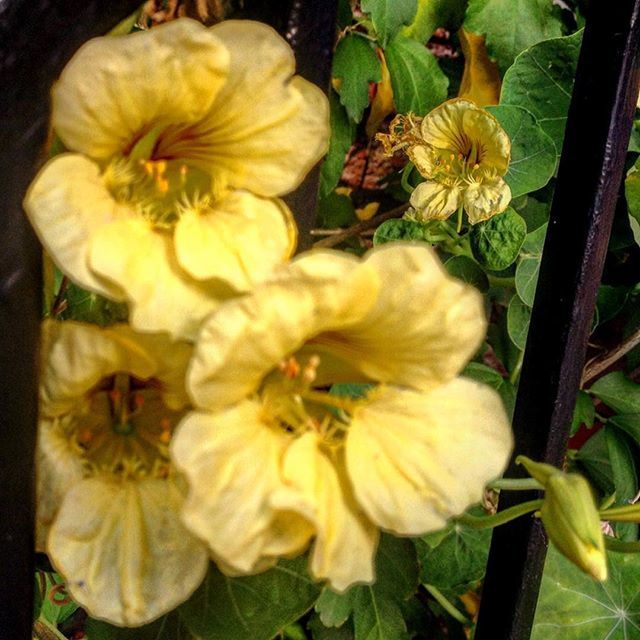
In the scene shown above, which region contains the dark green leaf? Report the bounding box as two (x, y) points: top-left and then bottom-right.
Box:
(332, 34), (381, 123)
(85, 612), (194, 640)
(470, 208), (527, 271)
(574, 429), (614, 496)
(373, 218), (427, 244)
(609, 415), (640, 445)
(501, 31), (582, 157)
(361, 0), (418, 46)
(521, 222), (548, 255)
(514, 196), (550, 232)
(384, 34), (449, 115)
(596, 285), (630, 326)
(180, 558), (321, 640)
(507, 295), (531, 351)
(318, 192), (357, 229)
(464, 0), (563, 72)
(444, 255), (489, 292)
(515, 257), (540, 307)
(308, 614), (355, 640)
(570, 390), (595, 436)
(590, 372), (640, 415)
(487, 105), (557, 198)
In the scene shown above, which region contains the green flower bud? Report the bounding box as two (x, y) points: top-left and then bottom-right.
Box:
(518, 456), (607, 582)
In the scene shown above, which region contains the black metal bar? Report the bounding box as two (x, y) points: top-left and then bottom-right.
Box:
(475, 2), (640, 638)
(0, 4), (145, 639)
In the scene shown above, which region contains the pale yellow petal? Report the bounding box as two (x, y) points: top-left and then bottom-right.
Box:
(52, 19), (229, 159)
(308, 244), (487, 390)
(23, 154), (128, 300)
(48, 476), (208, 627)
(174, 192), (296, 289)
(158, 21), (329, 196)
(407, 144), (438, 178)
(171, 404), (290, 573)
(420, 99), (473, 151)
(410, 180), (462, 220)
(461, 108), (510, 174)
(463, 177), (511, 224)
(188, 251), (379, 410)
(272, 433), (378, 591)
(88, 218), (228, 340)
(346, 382), (513, 535)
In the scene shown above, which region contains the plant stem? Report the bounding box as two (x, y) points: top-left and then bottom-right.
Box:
(456, 204), (464, 233)
(457, 499), (543, 530)
(509, 349), (525, 385)
(604, 537), (640, 553)
(488, 478), (544, 491)
(33, 619), (67, 640)
(424, 584), (470, 625)
(581, 326), (640, 386)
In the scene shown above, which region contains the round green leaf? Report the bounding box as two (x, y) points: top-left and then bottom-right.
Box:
(507, 295), (531, 351)
(373, 218), (427, 245)
(470, 208), (527, 271)
(444, 255), (489, 292)
(515, 256), (540, 307)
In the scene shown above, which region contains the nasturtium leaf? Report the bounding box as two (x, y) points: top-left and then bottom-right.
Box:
(570, 390), (595, 436)
(515, 196), (550, 232)
(85, 612), (194, 640)
(522, 221), (548, 255)
(596, 285), (630, 326)
(487, 105), (556, 198)
(515, 257), (540, 307)
(574, 429), (615, 496)
(501, 31), (583, 157)
(470, 208), (527, 271)
(507, 295), (531, 351)
(532, 546), (640, 640)
(308, 614), (355, 640)
(464, 0), (563, 73)
(39, 573), (79, 625)
(320, 91), (356, 198)
(315, 535), (418, 640)
(179, 558), (321, 640)
(361, 0), (418, 46)
(625, 160), (640, 247)
(444, 255), (489, 292)
(384, 34), (449, 115)
(337, 0), (353, 29)
(590, 372), (640, 415)
(332, 34), (381, 123)
(318, 192), (357, 229)
(402, 0), (467, 44)
(609, 415), (640, 446)
(373, 218), (427, 244)
(415, 507), (492, 595)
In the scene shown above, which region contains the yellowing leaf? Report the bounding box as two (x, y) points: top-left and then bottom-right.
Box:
(458, 29), (501, 107)
(366, 49), (395, 137)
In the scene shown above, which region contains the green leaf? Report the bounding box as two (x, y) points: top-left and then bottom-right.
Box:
(507, 295), (531, 351)
(180, 558), (321, 640)
(487, 105), (556, 198)
(361, 0), (418, 46)
(470, 208), (527, 271)
(590, 372), (640, 415)
(515, 257), (540, 307)
(501, 31), (583, 157)
(444, 255), (489, 292)
(39, 574), (79, 626)
(464, 0), (563, 72)
(308, 614), (355, 640)
(373, 218), (427, 244)
(609, 414), (640, 445)
(332, 34), (381, 123)
(384, 34), (449, 115)
(514, 196), (550, 232)
(315, 535), (418, 640)
(625, 160), (640, 247)
(596, 285), (630, 326)
(532, 546), (640, 640)
(85, 612), (194, 640)
(318, 191), (357, 229)
(574, 429), (614, 496)
(415, 507), (492, 595)
(403, 0), (467, 43)
(521, 222), (548, 255)
(319, 91), (356, 198)
(570, 390), (595, 436)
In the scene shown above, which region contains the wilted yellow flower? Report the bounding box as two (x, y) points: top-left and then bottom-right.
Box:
(25, 19), (328, 339)
(378, 98), (511, 224)
(172, 243), (513, 590)
(37, 320), (208, 626)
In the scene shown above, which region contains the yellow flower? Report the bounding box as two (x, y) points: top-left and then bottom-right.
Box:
(37, 320), (208, 626)
(378, 98), (511, 224)
(171, 243), (513, 590)
(24, 19), (328, 339)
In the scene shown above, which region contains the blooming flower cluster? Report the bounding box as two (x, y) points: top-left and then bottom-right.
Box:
(26, 17), (513, 628)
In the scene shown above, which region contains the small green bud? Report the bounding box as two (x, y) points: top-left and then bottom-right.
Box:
(517, 456), (607, 582)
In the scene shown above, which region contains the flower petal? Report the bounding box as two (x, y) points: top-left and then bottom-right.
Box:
(463, 177), (511, 224)
(171, 404), (301, 573)
(174, 191), (296, 289)
(24, 154), (128, 300)
(420, 99), (472, 151)
(88, 218), (229, 340)
(346, 381), (513, 535)
(52, 19), (229, 160)
(410, 180), (462, 220)
(461, 107), (510, 174)
(48, 476), (208, 627)
(272, 433), (378, 591)
(158, 21), (329, 196)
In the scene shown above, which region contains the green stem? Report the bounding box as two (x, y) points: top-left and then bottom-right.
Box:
(488, 478), (544, 491)
(509, 349), (525, 385)
(487, 274), (516, 288)
(457, 499), (543, 530)
(33, 619), (68, 640)
(604, 537), (640, 553)
(424, 584), (470, 625)
(600, 504), (640, 521)
(456, 204), (464, 233)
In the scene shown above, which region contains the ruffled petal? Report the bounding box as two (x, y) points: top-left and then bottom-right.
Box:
(272, 433), (378, 591)
(462, 107), (510, 175)
(157, 21), (329, 196)
(48, 476), (208, 627)
(410, 180), (462, 220)
(52, 19), (229, 159)
(171, 403), (294, 573)
(188, 251), (378, 410)
(463, 177), (511, 224)
(88, 218), (230, 340)
(346, 381), (513, 535)
(420, 99), (472, 151)
(174, 191), (296, 289)
(23, 154), (128, 300)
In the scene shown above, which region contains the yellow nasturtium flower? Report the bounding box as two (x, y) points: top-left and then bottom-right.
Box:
(171, 243), (513, 590)
(37, 320), (208, 626)
(378, 98), (511, 224)
(24, 19), (328, 340)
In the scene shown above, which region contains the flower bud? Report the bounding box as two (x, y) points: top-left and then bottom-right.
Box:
(518, 456), (607, 581)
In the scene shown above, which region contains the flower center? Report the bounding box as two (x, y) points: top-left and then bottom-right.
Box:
(70, 373), (185, 478)
(430, 139), (486, 185)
